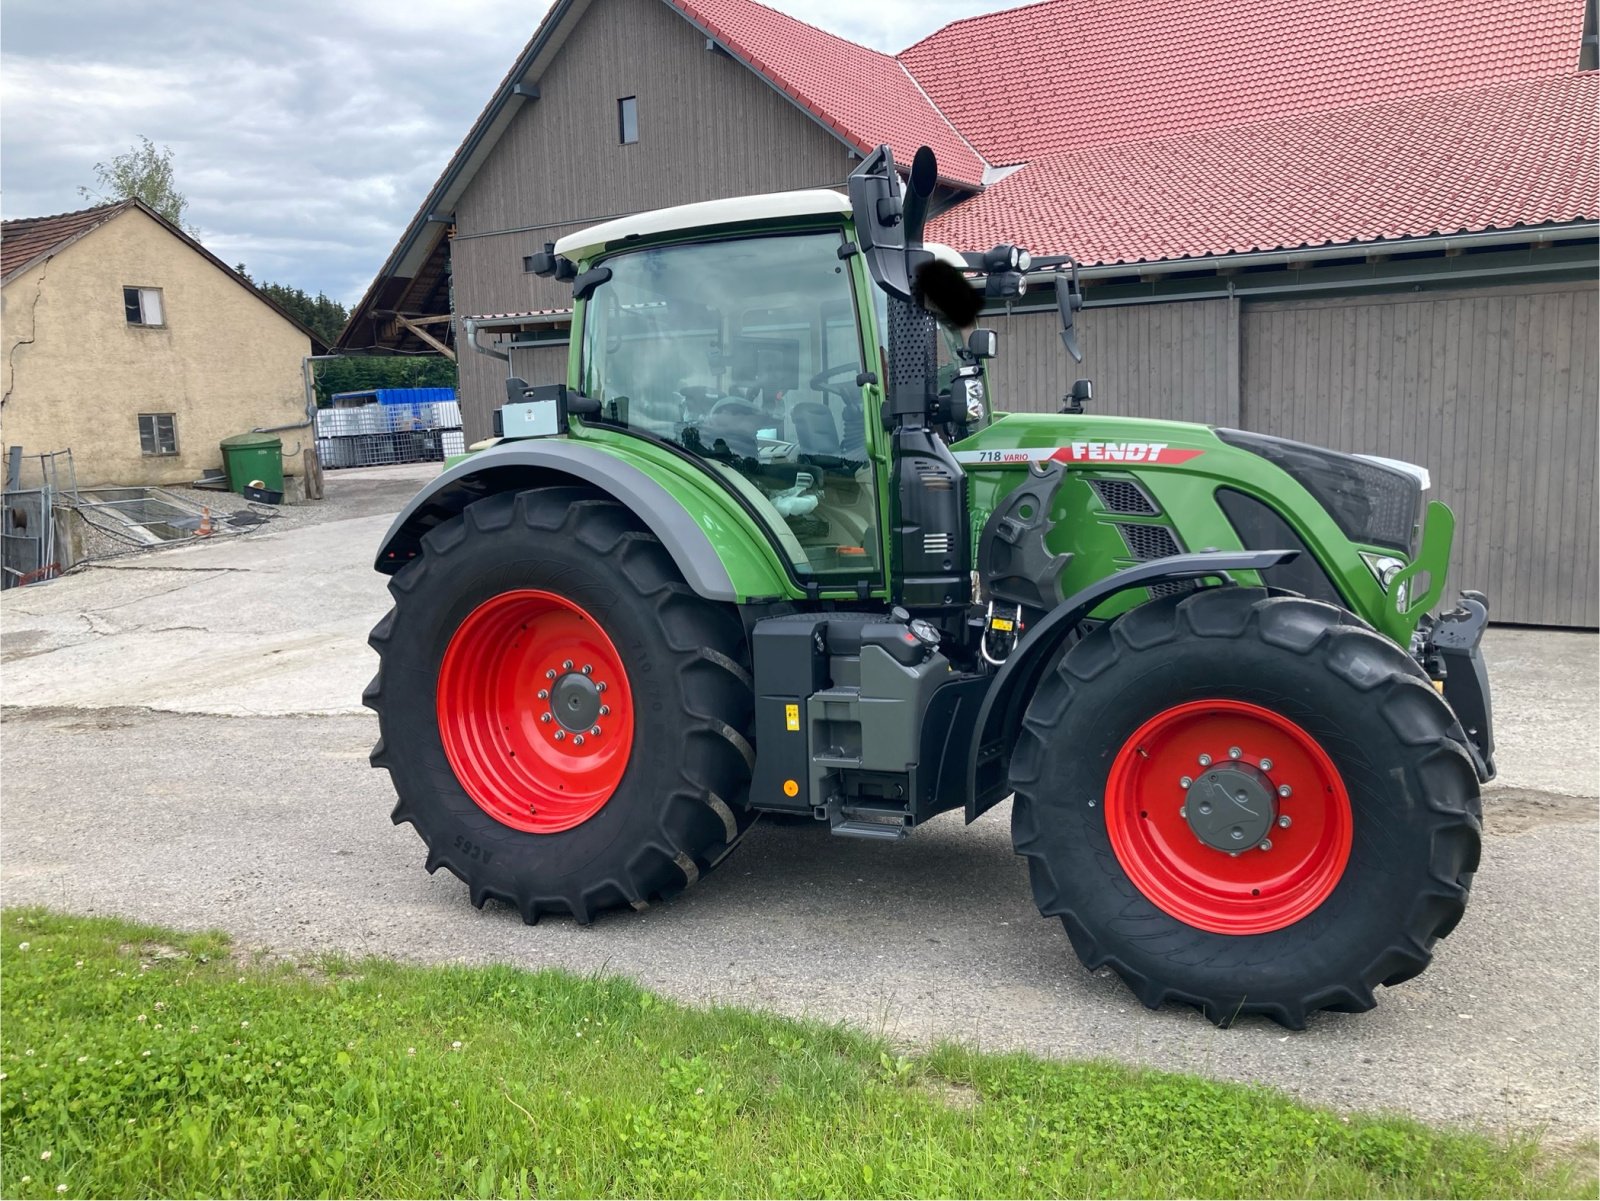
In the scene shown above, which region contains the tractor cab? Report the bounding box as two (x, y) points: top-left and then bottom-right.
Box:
(557, 204), (887, 583)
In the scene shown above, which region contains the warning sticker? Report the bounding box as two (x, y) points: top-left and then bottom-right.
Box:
(784, 703), (800, 732)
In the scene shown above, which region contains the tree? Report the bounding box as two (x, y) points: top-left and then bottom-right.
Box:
(79, 136), (194, 232)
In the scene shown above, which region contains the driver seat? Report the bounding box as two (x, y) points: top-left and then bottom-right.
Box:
(789, 401), (840, 456)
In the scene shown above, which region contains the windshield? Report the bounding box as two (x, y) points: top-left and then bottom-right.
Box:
(579, 231), (883, 582)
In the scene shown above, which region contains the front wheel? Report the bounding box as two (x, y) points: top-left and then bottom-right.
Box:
(1010, 587), (1481, 1028)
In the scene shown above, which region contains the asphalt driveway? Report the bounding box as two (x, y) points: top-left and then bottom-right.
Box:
(3, 463), (1596, 1140)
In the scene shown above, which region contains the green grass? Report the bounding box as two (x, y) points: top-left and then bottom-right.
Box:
(0, 909), (1591, 1200)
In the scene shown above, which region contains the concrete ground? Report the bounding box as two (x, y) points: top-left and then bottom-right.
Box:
(2, 462), (1596, 1140)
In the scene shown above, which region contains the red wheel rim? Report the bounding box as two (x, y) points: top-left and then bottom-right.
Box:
(1105, 700), (1352, 935)
(436, 589), (634, 834)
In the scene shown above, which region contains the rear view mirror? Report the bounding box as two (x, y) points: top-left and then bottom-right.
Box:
(1055, 261), (1084, 363)
(967, 328), (998, 359)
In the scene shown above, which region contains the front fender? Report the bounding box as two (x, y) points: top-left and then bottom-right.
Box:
(374, 439), (786, 602)
(965, 550), (1296, 820)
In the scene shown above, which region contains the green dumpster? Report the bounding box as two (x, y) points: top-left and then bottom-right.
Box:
(220, 433), (284, 494)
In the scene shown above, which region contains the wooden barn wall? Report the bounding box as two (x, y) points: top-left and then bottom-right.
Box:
(1241, 282), (1598, 627)
(451, 0), (857, 437)
(984, 299), (1239, 425)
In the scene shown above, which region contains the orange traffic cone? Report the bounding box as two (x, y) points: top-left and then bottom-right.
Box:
(197, 507), (214, 537)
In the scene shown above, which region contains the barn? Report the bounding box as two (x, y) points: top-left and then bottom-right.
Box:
(340, 0), (1600, 626)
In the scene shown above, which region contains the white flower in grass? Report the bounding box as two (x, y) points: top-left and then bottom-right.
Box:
(141, 1050), (151, 1058)
(17, 942), (29, 951)
(190, 1025), (198, 1033)
(154, 1002), (165, 1011)
(18, 1176), (29, 1184)
(76, 1056), (87, 1064)
(0, 1071), (8, 1080)
(407, 1047), (416, 1056)
(58, 1184), (68, 1194)
(136, 1014), (147, 1023)
(40, 1150), (52, 1160)
(75, 961), (83, 968)
(451, 1040), (462, 1050)
(240, 1020), (249, 1028)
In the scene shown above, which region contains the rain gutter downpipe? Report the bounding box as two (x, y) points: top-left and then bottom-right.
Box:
(252, 353), (347, 434)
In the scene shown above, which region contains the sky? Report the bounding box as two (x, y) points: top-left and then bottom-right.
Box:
(1, 0), (1004, 307)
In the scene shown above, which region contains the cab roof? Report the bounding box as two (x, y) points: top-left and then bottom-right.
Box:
(553, 189), (852, 261)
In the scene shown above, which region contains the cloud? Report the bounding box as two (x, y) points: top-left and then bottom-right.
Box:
(1, 0), (1002, 305)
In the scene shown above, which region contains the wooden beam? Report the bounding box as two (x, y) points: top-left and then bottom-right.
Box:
(380, 312), (455, 326)
(394, 313), (456, 361)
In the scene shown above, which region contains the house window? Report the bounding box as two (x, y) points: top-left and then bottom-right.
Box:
(124, 286), (164, 326)
(138, 413), (178, 456)
(618, 96), (638, 144)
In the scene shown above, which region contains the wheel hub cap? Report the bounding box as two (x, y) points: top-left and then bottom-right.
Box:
(1185, 763), (1276, 851)
(550, 671), (602, 732)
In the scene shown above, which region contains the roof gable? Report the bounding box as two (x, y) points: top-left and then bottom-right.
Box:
(667, 0), (986, 187)
(900, 0), (1588, 164)
(1, 201), (134, 285)
(2, 200), (327, 350)
(927, 73), (1600, 264)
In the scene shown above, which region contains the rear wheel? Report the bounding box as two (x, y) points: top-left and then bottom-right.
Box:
(366, 486), (755, 922)
(1010, 587), (1481, 1028)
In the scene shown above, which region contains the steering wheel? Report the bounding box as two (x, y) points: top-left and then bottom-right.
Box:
(807, 362), (863, 404)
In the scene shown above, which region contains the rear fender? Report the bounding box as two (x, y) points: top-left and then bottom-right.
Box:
(965, 550), (1296, 820)
(374, 439), (783, 602)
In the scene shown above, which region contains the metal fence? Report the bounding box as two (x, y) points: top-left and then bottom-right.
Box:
(1, 448), (76, 589)
(315, 401), (465, 469)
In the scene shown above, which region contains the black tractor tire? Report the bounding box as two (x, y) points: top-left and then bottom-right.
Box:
(1010, 586), (1481, 1028)
(365, 485), (756, 922)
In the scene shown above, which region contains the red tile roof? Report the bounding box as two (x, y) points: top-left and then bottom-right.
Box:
(900, 0), (1589, 166)
(667, 0), (988, 186)
(2, 201), (133, 283)
(927, 73), (1600, 264)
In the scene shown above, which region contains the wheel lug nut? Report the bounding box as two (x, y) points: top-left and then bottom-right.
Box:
(562, 659), (573, 670)
(1278, 815), (1292, 828)
(540, 713), (552, 724)
(1228, 746), (1241, 759)
(582, 664), (592, 675)
(1198, 753), (1212, 766)
(1278, 784), (1293, 798)
(597, 682), (607, 693)
(590, 725), (602, 736)
(1259, 757), (1273, 771)
(537, 689), (549, 700)
(599, 705), (610, 716)
(1258, 839), (1273, 851)
(1179, 775), (1192, 789)
(554, 730), (566, 741)
(573, 735), (585, 746)
(1179, 805), (1187, 818)
(545, 669), (557, 680)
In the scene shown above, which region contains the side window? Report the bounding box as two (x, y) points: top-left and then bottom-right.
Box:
(124, 287), (164, 326)
(581, 232), (881, 582)
(617, 96), (638, 144)
(138, 413), (178, 456)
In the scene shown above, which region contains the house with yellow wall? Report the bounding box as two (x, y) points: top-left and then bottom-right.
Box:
(1, 200), (325, 488)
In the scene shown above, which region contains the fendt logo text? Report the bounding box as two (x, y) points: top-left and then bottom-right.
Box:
(1051, 442), (1204, 464)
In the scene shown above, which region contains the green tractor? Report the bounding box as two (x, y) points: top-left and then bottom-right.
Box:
(367, 145), (1493, 1028)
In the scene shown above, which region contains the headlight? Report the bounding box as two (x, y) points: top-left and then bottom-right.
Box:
(1361, 553), (1409, 609)
(1217, 429), (1422, 553)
